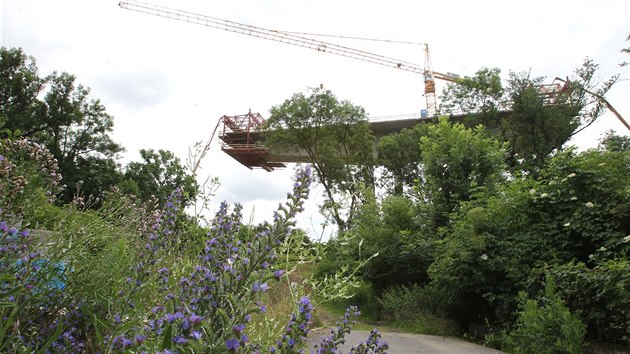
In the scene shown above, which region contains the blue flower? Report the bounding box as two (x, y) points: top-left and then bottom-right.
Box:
(191, 331), (202, 340)
(190, 313), (202, 326)
(172, 335), (188, 345)
(225, 338), (240, 351)
(233, 324), (246, 333)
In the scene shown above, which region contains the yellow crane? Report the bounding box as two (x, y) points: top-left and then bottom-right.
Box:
(118, 0), (460, 118)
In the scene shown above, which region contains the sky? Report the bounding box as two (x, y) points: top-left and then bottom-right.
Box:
(2, 0), (629, 240)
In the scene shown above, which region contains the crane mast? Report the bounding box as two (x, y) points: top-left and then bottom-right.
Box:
(119, 0), (460, 117)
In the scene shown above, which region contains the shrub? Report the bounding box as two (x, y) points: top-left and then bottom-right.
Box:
(378, 284), (457, 336)
(0, 138), (63, 219)
(379, 284), (423, 322)
(498, 275), (586, 354)
(549, 259), (629, 345)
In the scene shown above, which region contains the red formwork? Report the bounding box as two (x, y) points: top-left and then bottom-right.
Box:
(218, 112), (285, 172)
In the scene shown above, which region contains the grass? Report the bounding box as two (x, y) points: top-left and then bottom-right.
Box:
(317, 300), (459, 336)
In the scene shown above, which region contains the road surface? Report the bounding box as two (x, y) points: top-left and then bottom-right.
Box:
(307, 329), (505, 354)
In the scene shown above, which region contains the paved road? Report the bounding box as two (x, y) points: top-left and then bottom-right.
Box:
(307, 329), (505, 354)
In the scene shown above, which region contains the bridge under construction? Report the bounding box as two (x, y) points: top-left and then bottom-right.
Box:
(218, 111), (475, 171)
(121, 1), (629, 169)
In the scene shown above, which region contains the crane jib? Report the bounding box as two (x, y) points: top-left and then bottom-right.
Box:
(118, 0), (458, 118)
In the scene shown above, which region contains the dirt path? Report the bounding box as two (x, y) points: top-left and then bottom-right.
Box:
(307, 329), (506, 354)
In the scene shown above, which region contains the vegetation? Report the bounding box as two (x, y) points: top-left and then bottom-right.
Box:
(265, 87), (375, 232)
(0, 47), (388, 353)
(315, 48), (629, 350)
(0, 47), (196, 206)
(488, 275), (586, 354)
(2, 36), (630, 352)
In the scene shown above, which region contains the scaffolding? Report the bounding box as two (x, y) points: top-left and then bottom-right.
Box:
(218, 111), (286, 171)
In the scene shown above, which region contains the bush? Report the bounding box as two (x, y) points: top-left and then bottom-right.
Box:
(379, 284), (423, 322)
(497, 275), (586, 354)
(378, 284), (457, 336)
(549, 259), (630, 345)
(0, 138), (63, 219)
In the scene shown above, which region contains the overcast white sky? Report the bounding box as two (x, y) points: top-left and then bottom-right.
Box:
(2, 0), (629, 240)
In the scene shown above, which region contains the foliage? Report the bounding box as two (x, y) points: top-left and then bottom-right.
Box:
(1, 171), (163, 351)
(1, 141), (388, 353)
(438, 60), (617, 174)
(378, 284), (447, 323)
(352, 193), (432, 293)
(0, 222), (72, 352)
(1, 47), (201, 209)
(418, 118), (506, 230)
(121, 148), (198, 207)
(496, 276), (586, 354)
(548, 259), (630, 345)
(427, 189), (531, 325)
(376, 123), (428, 195)
(0, 47), (124, 203)
(411, 149), (627, 346)
(0, 47), (46, 135)
(33, 71), (124, 203)
(599, 129), (630, 152)
(439, 67), (505, 116)
(377, 284), (458, 336)
(265, 87), (375, 232)
(98, 169), (314, 352)
(0, 138), (63, 219)
(429, 146), (630, 330)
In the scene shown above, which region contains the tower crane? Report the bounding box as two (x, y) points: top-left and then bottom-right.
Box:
(118, 0), (461, 117)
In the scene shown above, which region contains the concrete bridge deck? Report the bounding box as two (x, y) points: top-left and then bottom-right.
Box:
(219, 111), (507, 171)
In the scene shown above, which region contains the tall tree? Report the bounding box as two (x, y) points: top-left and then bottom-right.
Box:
(0, 47), (46, 134)
(377, 123), (428, 195)
(264, 87), (375, 232)
(120, 149), (198, 207)
(0, 47), (123, 202)
(42, 72), (124, 201)
(419, 118), (506, 230)
(438, 60), (617, 174)
(598, 129), (630, 152)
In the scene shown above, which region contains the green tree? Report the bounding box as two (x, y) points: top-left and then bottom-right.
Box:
(352, 193), (432, 293)
(418, 118), (506, 230)
(439, 67), (505, 116)
(439, 60), (617, 174)
(39, 71), (124, 202)
(549, 259), (629, 344)
(599, 129), (630, 152)
(0, 47), (124, 203)
(0, 47), (46, 134)
(265, 87), (375, 232)
(121, 149), (198, 206)
(377, 123), (428, 195)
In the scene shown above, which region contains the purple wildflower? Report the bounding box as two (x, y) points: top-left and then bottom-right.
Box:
(225, 338), (240, 351)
